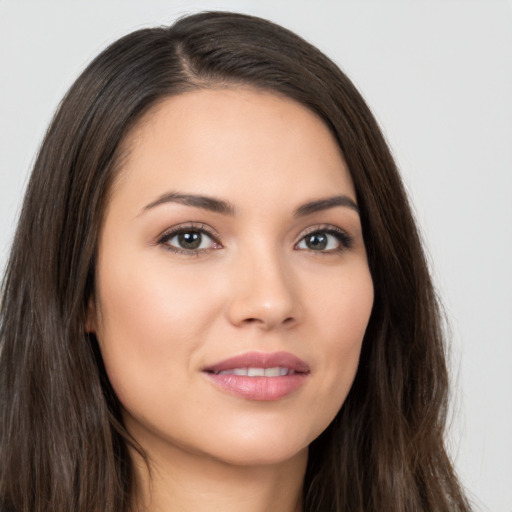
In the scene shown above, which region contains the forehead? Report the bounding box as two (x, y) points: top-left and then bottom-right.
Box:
(111, 87), (355, 210)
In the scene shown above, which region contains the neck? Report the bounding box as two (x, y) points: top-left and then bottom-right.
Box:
(129, 441), (307, 512)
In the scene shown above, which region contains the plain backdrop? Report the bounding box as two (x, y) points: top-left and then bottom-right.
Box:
(1, 1), (511, 510)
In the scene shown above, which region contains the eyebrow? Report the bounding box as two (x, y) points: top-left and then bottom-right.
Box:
(142, 192), (236, 216)
(142, 192), (359, 217)
(293, 195), (359, 217)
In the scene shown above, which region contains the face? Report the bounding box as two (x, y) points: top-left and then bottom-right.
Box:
(89, 88), (374, 468)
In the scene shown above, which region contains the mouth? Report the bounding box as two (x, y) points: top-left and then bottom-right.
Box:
(211, 367), (298, 377)
(202, 351), (310, 401)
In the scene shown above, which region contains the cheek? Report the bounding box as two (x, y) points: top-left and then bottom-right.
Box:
(96, 250), (223, 340)
(306, 265), (373, 418)
(311, 261), (374, 346)
(91, 240), (374, 464)
(93, 256), (223, 405)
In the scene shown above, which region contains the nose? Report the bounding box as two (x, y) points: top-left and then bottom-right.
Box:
(225, 248), (302, 330)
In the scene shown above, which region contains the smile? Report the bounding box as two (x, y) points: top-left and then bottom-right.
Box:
(214, 367), (296, 377)
(202, 351), (310, 401)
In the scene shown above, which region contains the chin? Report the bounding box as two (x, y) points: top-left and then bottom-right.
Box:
(193, 421), (322, 468)
(206, 440), (309, 468)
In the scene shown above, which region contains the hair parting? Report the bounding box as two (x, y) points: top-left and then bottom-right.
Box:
(0, 11), (472, 512)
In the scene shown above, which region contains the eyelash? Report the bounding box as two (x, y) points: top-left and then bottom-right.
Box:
(157, 223), (221, 256)
(297, 225), (353, 253)
(156, 223), (353, 255)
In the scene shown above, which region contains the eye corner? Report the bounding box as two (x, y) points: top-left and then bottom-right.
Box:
(295, 225), (354, 253)
(156, 223), (222, 255)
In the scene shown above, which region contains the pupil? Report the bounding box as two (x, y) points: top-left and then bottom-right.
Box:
(307, 233), (327, 250)
(178, 231), (201, 249)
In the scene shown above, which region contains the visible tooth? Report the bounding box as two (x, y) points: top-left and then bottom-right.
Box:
(219, 368), (248, 376)
(247, 367), (265, 377)
(217, 367), (294, 377)
(264, 367), (281, 377)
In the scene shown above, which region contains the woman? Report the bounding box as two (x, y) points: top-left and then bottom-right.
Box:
(0, 11), (472, 512)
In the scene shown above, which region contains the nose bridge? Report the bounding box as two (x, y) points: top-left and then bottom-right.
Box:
(226, 238), (300, 329)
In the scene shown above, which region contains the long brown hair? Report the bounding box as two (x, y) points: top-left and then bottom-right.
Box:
(0, 11), (472, 512)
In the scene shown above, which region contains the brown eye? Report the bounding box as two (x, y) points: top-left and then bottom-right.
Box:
(296, 228), (352, 252)
(176, 231), (203, 250)
(304, 233), (328, 250)
(161, 229), (218, 252)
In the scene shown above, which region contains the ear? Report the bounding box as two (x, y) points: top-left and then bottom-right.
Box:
(85, 296), (97, 334)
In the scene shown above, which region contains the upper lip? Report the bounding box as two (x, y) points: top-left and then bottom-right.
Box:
(202, 351), (310, 374)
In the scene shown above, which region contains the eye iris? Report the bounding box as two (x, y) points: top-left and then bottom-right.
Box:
(178, 231), (202, 249)
(306, 233), (328, 250)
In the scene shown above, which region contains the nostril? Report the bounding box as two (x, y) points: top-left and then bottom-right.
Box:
(239, 316), (295, 328)
(243, 318), (259, 324)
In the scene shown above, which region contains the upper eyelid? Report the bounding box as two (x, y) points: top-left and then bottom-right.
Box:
(155, 222), (352, 246)
(156, 222), (220, 243)
(296, 225), (354, 249)
(156, 225), (221, 256)
(297, 224), (351, 238)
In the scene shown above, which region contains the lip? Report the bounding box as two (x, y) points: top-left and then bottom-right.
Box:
(202, 351), (310, 401)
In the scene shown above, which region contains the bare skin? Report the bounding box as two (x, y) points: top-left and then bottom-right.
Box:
(130, 442), (306, 512)
(89, 88), (374, 511)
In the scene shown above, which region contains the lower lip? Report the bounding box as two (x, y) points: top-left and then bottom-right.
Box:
(204, 373), (308, 401)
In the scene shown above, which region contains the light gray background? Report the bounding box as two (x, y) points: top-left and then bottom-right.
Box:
(1, 1), (511, 510)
